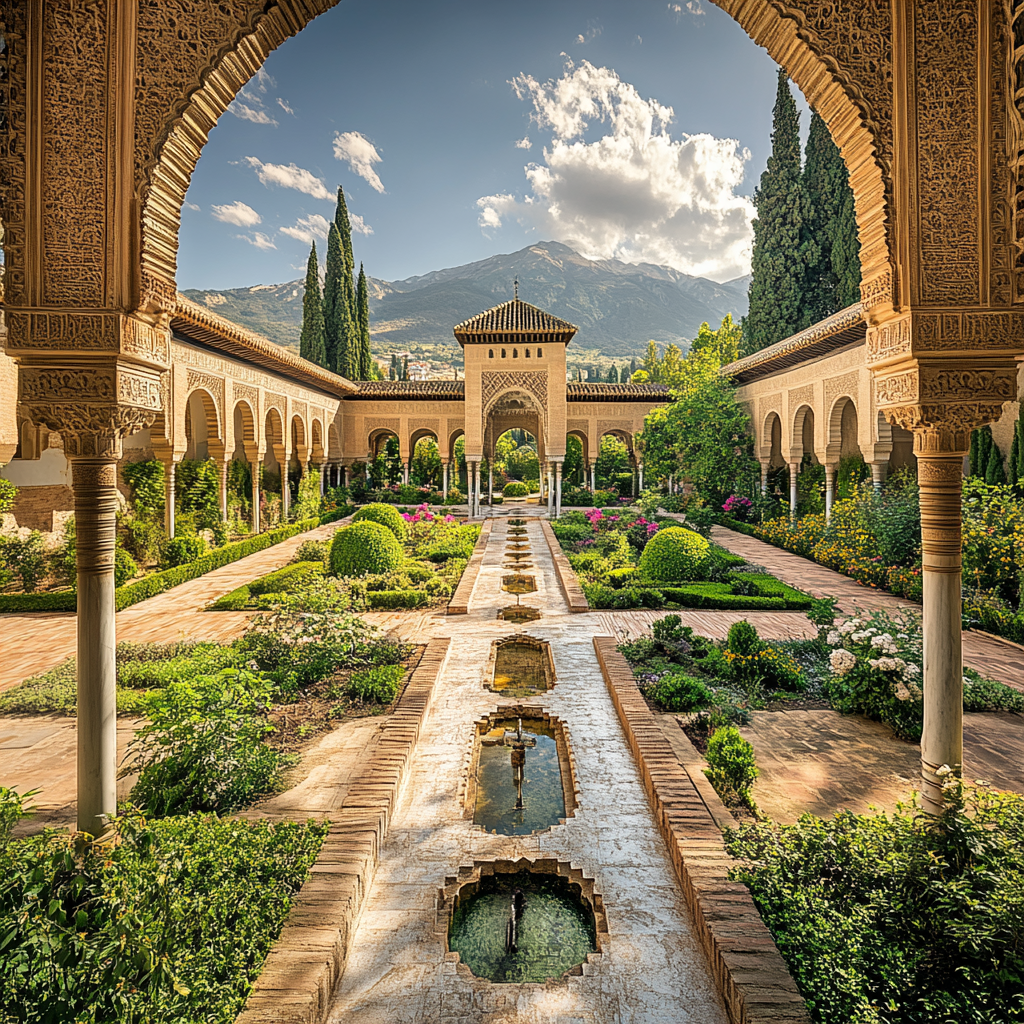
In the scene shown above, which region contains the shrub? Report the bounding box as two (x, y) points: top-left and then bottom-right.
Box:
(114, 546), (138, 586)
(120, 516), (165, 563)
(704, 725), (758, 806)
(351, 501), (407, 539)
(605, 566), (637, 588)
(348, 663), (405, 704)
(124, 669), (291, 816)
(248, 561), (324, 597)
(561, 486), (594, 506)
(121, 458), (165, 521)
(638, 526), (710, 582)
(365, 589), (428, 609)
(645, 672), (714, 712)
(176, 458), (222, 530)
(330, 521), (404, 577)
(293, 538), (329, 564)
(727, 620), (760, 657)
(503, 480), (530, 498)
(0, 478), (16, 517)
(1, 531), (47, 592)
(162, 533), (206, 568)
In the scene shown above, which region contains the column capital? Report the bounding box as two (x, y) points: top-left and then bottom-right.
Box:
(883, 402), (1006, 456)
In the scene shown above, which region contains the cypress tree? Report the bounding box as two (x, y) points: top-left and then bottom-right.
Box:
(830, 159), (862, 308)
(402, 355), (409, 381)
(801, 112), (836, 323)
(985, 438), (1006, 485)
(1017, 412), (1024, 484)
(743, 70), (811, 355)
(357, 263), (372, 380)
(322, 223), (347, 374)
(605, 365), (618, 383)
(299, 242), (326, 367)
(969, 428), (981, 477)
(1009, 426), (1020, 490)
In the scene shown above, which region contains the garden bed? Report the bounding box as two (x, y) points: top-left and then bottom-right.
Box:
(553, 508), (812, 611)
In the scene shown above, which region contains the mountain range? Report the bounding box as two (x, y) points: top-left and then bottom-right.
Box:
(182, 241), (750, 363)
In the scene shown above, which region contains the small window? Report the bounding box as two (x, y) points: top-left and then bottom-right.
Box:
(502, 348), (506, 358)
(513, 348), (518, 358)
(489, 349), (494, 358)
(525, 347), (531, 358)
(537, 348), (543, 357)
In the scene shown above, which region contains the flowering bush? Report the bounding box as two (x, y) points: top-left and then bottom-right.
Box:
(722, 494), (753, 521)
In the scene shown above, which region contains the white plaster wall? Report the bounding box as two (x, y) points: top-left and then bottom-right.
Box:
(0, 446), (70, 486)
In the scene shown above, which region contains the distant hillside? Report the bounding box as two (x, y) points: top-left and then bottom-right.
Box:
(181, 241), (750, 362)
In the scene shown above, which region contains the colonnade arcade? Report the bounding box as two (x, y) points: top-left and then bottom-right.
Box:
(2, 1), (1023, 832)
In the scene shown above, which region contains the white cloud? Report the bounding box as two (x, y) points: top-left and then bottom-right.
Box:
(256, 68), (275, 92)
(515, 136), (532, 150)
(239, 231), (277, 250)
(183, 201), (201, 212)
(668, 1), (705, 18)
(228, 100), (278, 126)
(350, 213), (374, 235)
(480, 60), (754, 281)
(332, 132), (385, 193)
(575, 22), (602, 44)
(244, 157), (333, 200)
(211, 201), (262, 227)
(279, 214), (331, 246)
(277, 97), (295, 116)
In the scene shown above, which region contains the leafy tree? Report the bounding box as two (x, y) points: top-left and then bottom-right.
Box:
(299, 243), (326, 367)
(743, 70), (811, 354)
(121, 459), (165, 522)
(691, 313), (742, 365)
(357, 263), (372, 380)
(564, 435), (585, 485)
(641, 340), (661, 382)
(411, 437), (441, 486)
(596, 434), (630, 487)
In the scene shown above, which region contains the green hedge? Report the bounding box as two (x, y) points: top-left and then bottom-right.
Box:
(208, 561), (325, 611)
(658, 587), (787, 611)
(365, 589), (428, 609)
(0, 510), (348, 615)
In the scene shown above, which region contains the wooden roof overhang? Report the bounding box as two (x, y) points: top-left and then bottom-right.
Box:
(172, 295), (357, 398)
(720, 303), (867, 385)
(346, 381), (467, 401)
(567, 383), (671, 403)
(453, 298), (578, 347)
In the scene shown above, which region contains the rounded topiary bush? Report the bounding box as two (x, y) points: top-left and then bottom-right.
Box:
(503, 481), (530, 498)
(638, 526), (710, 582)
(352, 502), (407, 540)
(330, 521), (404, 577)
(161, 533), (207, 568)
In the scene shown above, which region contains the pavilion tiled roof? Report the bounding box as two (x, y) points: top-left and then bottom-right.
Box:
(172, 295), (357, 396)
(349, 380), (466, 400)
(567, 382), (670, 402)
(453, 299), (577, 342)
(720, 302), (866, 384)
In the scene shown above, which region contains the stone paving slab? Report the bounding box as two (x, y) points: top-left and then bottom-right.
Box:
(0, 519), (346, 693)
(711, 526), (1024, 691)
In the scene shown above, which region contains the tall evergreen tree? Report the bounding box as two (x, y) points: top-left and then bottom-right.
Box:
(743, 70), (811, 355)
(605, 365), (618, 383)
(329, 186), (361, 378)
(356, 263), (372, 380)
(985, 439), (1006, 485)
(322, 223), (347, 374)
(299, 242), (326, 367)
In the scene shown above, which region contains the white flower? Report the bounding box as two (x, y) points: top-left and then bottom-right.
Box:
(907, 682), (923, 700)
(893, 682), (911, 701)
(894, 658), (906, 671)
(935, 764), (953, 777)
(904, 663), (920, 678)
(868, 658), (880, 669)
(876, 657), (898, 672)
(830, 649), (857, 676)
(851, 630), (871, 642)
(826, 631), (842, 646)
(870, 633), (894, 649)
(962, 676), (971, 686)
(838, 621), (856, 636)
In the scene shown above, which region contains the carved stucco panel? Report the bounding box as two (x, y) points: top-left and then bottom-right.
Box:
(824, 371), (861, 412)
(481, 371), (549, 414)
(186, 369), (225, 424)
(788, 384), (815, 410)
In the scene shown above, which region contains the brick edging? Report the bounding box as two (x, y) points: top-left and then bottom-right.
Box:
(235, 637), (452, 1024)
(593, 637), (810, 1024)
(539, 520), (589, 612)
(445, 520), (493, 615)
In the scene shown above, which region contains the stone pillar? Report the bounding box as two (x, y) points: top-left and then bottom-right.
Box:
(473, 462), (481, 517)
(281, 465), (291, 520)
(916, 449), (967, 816)
(824, 463), (837, 521)
(546, 464), (554, 514)
(638, 463), (644, 493)
(870, 461), (888, 492)
(219, 459), (229, 522)
(403, 461), (410, 486)
(163, 459), (176, 538)
(250, 460), (261, 534)
(488, 463), (494, 506)
(71, 458), (120, 837)
(344, 465), (351, 488)
(760, 461), (769, 496)
(555, 461), (563, 518)
(589, 462), (596, 493)
(631, 462), (638, 497)
(788, 462), (800, 523)
(442, 462), (449, 499)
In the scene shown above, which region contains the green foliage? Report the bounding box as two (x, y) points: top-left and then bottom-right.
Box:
(725, 787), (1024, 1023)
(294, 538), (329, 564)
(689, 313), (742, 365)
(291, 468), (322, 521)
(365, 589), (428, 610)
(503, 480), (530, 497)
(299, 241), (327, 367)
(705, 725), (759, 806)
(121, 459), (165, 521)
(176, 458), (222, 530)
(985, 437), (1007, 485)
(323, 221), (349, 374)
(125, 669), (291, 816)
(162, 533), (207, 568)
(727, 620), (761, 657)
(638, 526), (710, 582)
(0, 478), (16, 517)
(645, 672), (714, 712)
(351, 501), (407, 539)
(120, 516), (166, 564)
(356, 263), (373, 381)
(114, 546), (139, 586)
(1, 530), (47, 592)
(0, 798), (326, 1023)
(330, 521), (404, 577)
(347, 663), (405, 704)
(209, 560), (325, 610)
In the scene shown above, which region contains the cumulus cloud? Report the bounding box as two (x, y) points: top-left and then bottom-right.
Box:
(183, 201), (201, 212)
(279, 214), (331, 246)
(349, 213), (374, 235)
(228, 100), (278, 126)
(238, 232), (277, 250)
(478, 60), (753, 281)
(515, 136), (532, 150)
(211, 201), (261, 227)
(245, 157), (333, 200)
(332, 132), (385, 193)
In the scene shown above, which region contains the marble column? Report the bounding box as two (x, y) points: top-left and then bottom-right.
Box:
(219, 459), (229, 522)
(403, 461), (410, 486)
(824, 463), (837, 521)
(917, 450), (967, 815)
(638, 463), (644, 493)
(163, 459), (176, 537)
(590, 462), (596, 493)
(870, 461), (888, 492)
(344, 465), (352, 488)
(759, 461), (769, 495)
(72, 458), (120, 837)
(250, 460), (261, 534)
(546, 464), (554, 514)
(788, 462), (800, 523)
(555, 461), (563, 518)
(281, 454), (291, 520)
(442, 462), (449, 499)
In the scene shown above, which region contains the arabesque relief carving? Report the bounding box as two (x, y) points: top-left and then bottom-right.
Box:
(481, 371), (549, 414)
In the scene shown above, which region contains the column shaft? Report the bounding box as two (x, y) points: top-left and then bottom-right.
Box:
(488, 464), (494, 506)
(555, 462), (562, 518)
(250, 461), (260, 534)
(789, 463), (799, 523)
(918, 453), (965, 815)
(442, 463), (449, 498)
(590, 463), (596, 492)
(824, 464), (836, 521)
(871, 461), (888, 492)
(164, 461), (176, 538)
(219, 459), (229, 522)
(760, 462), (769, 495)
(72, 459), (119, 837)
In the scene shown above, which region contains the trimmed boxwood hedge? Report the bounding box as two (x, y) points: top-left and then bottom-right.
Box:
(638, 526), (710, 582)
(0, 509), (349, 615)
(503, 481), (530, 498)
(351, 502), (407, 539)
(208, 561), (325, 611)
(330, 521), (404, 577)
(365, 589), (428, 610)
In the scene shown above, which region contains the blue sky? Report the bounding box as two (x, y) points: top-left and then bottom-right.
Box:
(178, 0), (799, 291)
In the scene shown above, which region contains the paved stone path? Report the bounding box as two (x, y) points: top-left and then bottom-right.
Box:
(711, 526), (1024, 691)
(328, 519), (729, 1024)
(0, 520), (343, 692)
